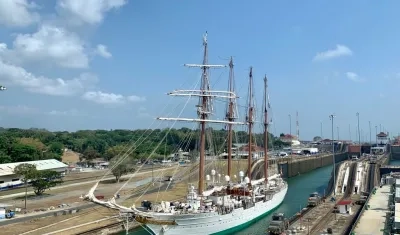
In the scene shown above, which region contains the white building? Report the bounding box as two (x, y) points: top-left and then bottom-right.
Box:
(337, 200), (352, 214)
(0, 159), (68, 190)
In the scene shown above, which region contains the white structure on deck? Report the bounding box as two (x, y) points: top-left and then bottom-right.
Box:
(0, 159), (67, 190)
(353, 162), (367, 194)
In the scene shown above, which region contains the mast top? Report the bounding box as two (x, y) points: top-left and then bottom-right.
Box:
(229, 56), (234, 68)
(203, 31), (208, 45)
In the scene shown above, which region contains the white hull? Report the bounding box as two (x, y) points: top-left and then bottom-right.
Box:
(145, 185), (288, 235)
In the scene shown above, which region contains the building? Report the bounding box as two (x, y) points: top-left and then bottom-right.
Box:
(337, 200), (352, 214)
(280, 134), (300, 146)
(377, 132), (389, 145)
(0, 159), (68, 190)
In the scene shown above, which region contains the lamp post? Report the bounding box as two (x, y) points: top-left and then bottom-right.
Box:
(320, 121), (323, 139)
(356, 113), (360, 145)
(329, 114), (336, 197)
(349, 124), (352, 142)
(369, 121), (372, 145)
(356, 112), (361, 158)
(289, 114), (292, 136)
(0, 86), (6, 91)
(337, 126), (340, 141)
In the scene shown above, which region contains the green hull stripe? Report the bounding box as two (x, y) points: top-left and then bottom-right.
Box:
(209, 202), (283, 235)
(145, 202), (283, 235)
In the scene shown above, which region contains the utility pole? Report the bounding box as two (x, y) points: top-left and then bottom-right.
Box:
(369, 121), (372, 145)
(329, 114), (336, 197)
(289, 114), (292, 136)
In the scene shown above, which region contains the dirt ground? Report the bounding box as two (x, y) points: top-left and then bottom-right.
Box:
(61, 151), (80, 164)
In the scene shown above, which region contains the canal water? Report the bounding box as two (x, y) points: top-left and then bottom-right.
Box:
(128, 164), (333, 235)
(390, 160), (400, 166)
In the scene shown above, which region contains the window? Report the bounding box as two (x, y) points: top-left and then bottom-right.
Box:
(0, 181), (4, 184)
(11, 178), (19, 181)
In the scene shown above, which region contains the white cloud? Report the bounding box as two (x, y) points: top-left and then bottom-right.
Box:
(57, 0), (127, 25)
(0, 0), (133, 107)
(346, 72), (365, 82)
(47, 109), (82, 116)
(0, 0), (40, 27)
(0, 59), (98, 96)
(0, 25), (89, 69)
(313, 45), (353, 62)
(82, 91), (145, 105)
(127, 95), (146, 102)
(0, 105), (38, 114)
(95, 44), (112, 58)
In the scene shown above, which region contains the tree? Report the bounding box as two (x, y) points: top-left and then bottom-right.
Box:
(109, 156), (135, 183)
(31, 170), (63, 195)
(83, 147), (99, 162)
(105, 145), (132, 161)
(0, 152), (11, 164)
(313, 136), (322, 142)
(49, 142), (64, 156)
(13, 163), (37, 209)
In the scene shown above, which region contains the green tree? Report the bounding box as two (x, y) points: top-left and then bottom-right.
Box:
(313, 136), (322, 142)
(0, 151), (11, 163)
(83, 147), (99, 162)
(31, 170), (63, 195)
(104, 145), (134, 161)
(49, 142), (64, 156)
(109, 156), (135, 183)
(13, 163), (37, 209)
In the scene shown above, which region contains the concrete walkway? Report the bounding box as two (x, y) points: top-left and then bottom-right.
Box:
(353, 185), (390, 234)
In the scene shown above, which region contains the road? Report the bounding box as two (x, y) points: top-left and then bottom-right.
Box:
(0, 166), (173, 200)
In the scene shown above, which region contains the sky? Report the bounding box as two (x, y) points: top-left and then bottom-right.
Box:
(0, 0), (399, 141)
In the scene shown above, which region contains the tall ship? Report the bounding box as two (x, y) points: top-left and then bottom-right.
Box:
(84, 32), (287, 235)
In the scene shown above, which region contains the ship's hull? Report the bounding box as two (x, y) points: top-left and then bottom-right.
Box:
(145, 185), (288, 235)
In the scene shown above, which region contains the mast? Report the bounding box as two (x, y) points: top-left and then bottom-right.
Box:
(198, 32), (210, 194)
(247, 67), (254, 181)
(263, 75), (269, 182)
(227, 57), (235, 177)
(157, 32), (244, 194)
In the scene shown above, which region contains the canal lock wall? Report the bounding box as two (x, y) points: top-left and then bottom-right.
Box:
(278, 152), (349, 178)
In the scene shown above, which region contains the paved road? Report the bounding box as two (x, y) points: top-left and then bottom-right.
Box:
(0, 167), (173, 200)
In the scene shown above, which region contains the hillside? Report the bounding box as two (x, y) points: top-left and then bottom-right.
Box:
(0, 127), (288, 164)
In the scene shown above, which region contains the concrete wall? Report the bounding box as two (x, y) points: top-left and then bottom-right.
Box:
(278, 152), (348, 178)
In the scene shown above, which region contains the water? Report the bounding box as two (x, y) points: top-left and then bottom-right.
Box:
(127, 165), (333, 235)
(390, 160), (400, 166)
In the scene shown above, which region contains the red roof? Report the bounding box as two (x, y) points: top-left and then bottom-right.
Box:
(337, 200), (352, 205)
